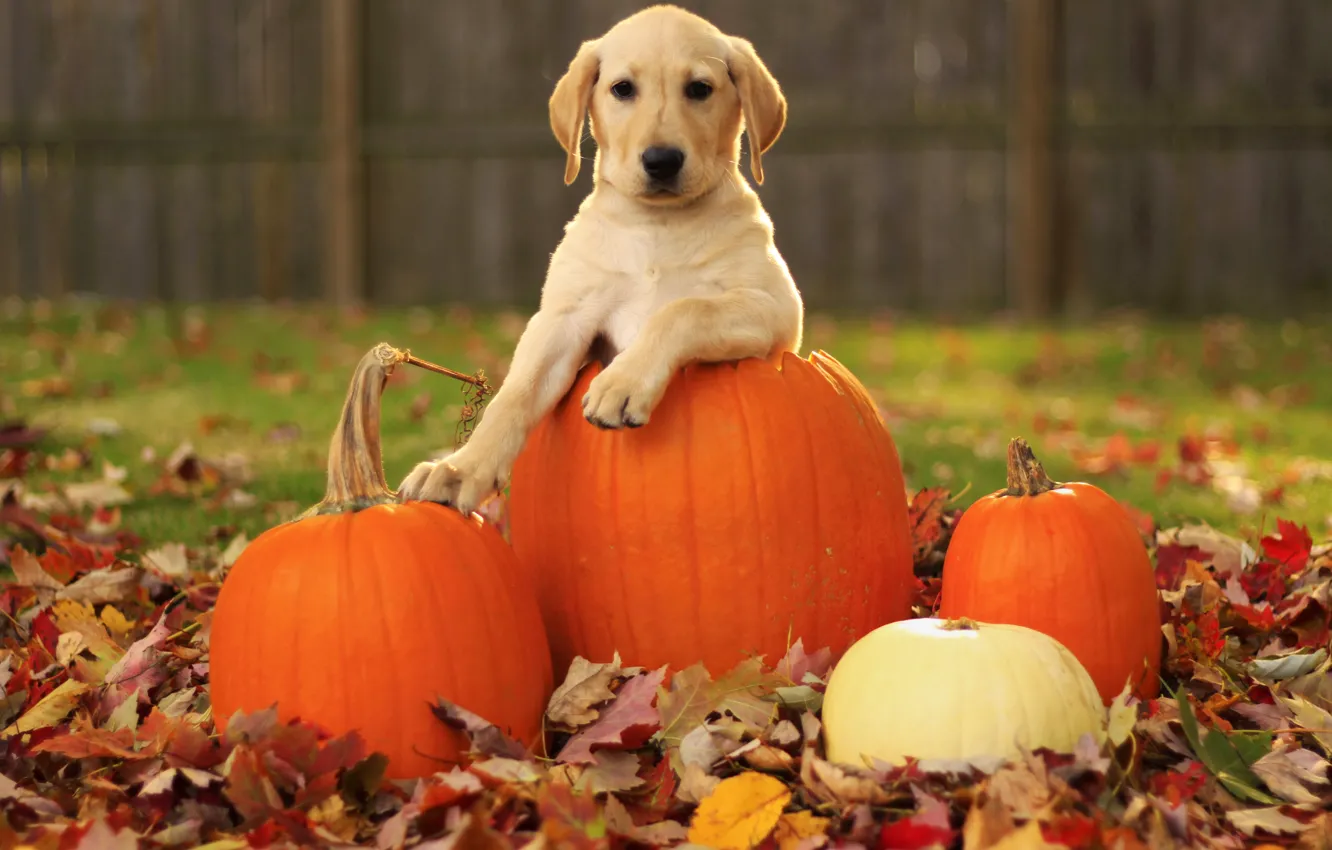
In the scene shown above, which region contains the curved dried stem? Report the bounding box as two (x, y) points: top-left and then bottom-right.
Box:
(302, 342), (491, 518)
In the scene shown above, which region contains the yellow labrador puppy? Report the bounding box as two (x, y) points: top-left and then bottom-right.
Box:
(398, 4), (803, 513)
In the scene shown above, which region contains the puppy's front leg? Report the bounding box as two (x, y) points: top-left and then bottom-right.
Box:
(582, 287), (799, 429)
(399, 303), (600, 513)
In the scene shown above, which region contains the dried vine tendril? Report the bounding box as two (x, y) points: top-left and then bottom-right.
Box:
(396, 348), (492, 447)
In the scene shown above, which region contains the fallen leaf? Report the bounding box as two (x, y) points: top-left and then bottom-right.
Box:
(1250, 649), (1329, 682)
(1226, 806), (1319, 838)
(60, 567), (140, 604)
(879, 788), (955, 849)
(657, 658), (779, 748)
(1251, 743), (1331, 804)
(687, 771), (792, 850)
(558, 666), (666, 764)
(989, 821), (1062, 850)
(1263, 520), (1314, 574)
(546, 654), (640, 728)
(962, 791), (1015, 850)
(2, 678), (90, 736)
(142, 543), (190, 579)
(1280, 696), (1332, 756)
(576, 750), (644, 794)
(604, 793), (689, 846)
(430, 699), (529, 760)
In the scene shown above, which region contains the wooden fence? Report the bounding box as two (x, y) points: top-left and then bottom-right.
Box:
(1, 0), (1330, 317)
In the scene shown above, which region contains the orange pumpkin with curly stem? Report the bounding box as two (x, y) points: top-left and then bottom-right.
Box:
(507, 350), (915, 678)
(938, 437), (1162, 702)
(208, 344), (553, 779)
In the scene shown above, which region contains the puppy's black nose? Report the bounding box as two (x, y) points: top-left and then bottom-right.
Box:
(641, 146), (685, 182)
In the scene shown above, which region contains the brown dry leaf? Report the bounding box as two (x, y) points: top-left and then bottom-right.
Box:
(677, 762), (722, 804)
(1280, 696), (1332, 756)
(142, 543), (190, 579)
(1296, 813), (1332, 850)
(964, 791), (1017, 850)
(733, 740), (795, 772)
(687, 771), (792, 850)
(546, 654), (639, 728)
(1251, 743), (1330, 804)
(450, 809), (512, 850)
(60, 568), (140, 605)
(575, 750), (644, 795)
(604, 794), (689, 846)
(802, 754), (891, 805)
(657, 658), (780, 748)
(772, 810), (830, 850)
(1226, 806), (1319, 838)
(988, 761), (1054, 820)
(10, 545), (62, 594)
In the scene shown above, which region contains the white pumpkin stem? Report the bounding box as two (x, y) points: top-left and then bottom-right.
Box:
(1004, 437), (1060, 497)
(939, 617), (980, 631)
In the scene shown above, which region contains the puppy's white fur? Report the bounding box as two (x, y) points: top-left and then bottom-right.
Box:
(398, 4), (804, 512)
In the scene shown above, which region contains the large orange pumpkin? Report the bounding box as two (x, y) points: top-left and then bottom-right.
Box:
(937, 437), (1162, 702)
(507, 350), (914, 678)
(209, 343), (553, 779)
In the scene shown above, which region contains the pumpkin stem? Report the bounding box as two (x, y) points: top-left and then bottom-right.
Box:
(305, 342), (491, 517)
(309, 342), (407, 515)
(1004, 437), (1061, 497)
(940, 617), (979, 631)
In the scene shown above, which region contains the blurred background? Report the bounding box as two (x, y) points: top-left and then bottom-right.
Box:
(2, 0), (1329, 319)
(3, 1), (1332, 542)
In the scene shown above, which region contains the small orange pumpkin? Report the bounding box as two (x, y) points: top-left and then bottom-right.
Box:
(507, 350), (915, 678)
(209, 344), (553, 779)
(938, 437), (1162, 702)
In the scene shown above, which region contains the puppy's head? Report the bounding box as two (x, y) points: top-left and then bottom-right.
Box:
(549, 4), (786, 204)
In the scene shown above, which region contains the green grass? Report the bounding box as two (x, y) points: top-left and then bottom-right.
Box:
(3, 300), (1330, 546)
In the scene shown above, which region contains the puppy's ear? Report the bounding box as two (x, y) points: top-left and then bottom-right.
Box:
(549, 39), (601, 185)
(727, 36), (786, 185)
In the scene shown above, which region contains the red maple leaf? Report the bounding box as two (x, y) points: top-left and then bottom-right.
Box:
(1155, 544), (1206, 590)
(1261, 519), (1313, 575)
(1149, 761), (1208, 806)
(1231, 603), (1276, 631)
(1042, 814), (1099, 848)
(1195, 611), (1224, 658)
(1240, 560), (1287, 604)
(641, 757), (678, 815)
(879, 792), (955, 850)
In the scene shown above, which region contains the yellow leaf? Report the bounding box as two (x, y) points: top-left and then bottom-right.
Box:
(773, 810), (830, 850)
(1, 679), (90, 737)
(100, 605), (135, 638)
(988, 821), (1061, 850)
(687, 771), (792, 850)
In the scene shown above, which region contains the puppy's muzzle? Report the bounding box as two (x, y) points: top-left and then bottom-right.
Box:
(641, 146), (685, 188)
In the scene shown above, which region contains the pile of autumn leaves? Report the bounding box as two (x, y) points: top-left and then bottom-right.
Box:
(1, 477), (1332, 848)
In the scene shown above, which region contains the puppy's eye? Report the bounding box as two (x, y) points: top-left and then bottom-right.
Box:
(685, 81), (713, 101)
(611, 80), (636, 100)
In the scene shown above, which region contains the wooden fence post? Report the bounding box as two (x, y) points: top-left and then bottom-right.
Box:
(323, 0), (364, 309)
(1007, 0), (1059, 319)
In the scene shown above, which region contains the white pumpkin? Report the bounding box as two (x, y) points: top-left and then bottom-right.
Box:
(821, 617), (1106, 767)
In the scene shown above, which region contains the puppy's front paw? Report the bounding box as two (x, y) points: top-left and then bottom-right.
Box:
(397, 451), (505, 516)
(582, 363), (665, 430)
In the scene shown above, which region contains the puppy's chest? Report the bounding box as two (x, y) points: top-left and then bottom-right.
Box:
(599, 239), (721, 348)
